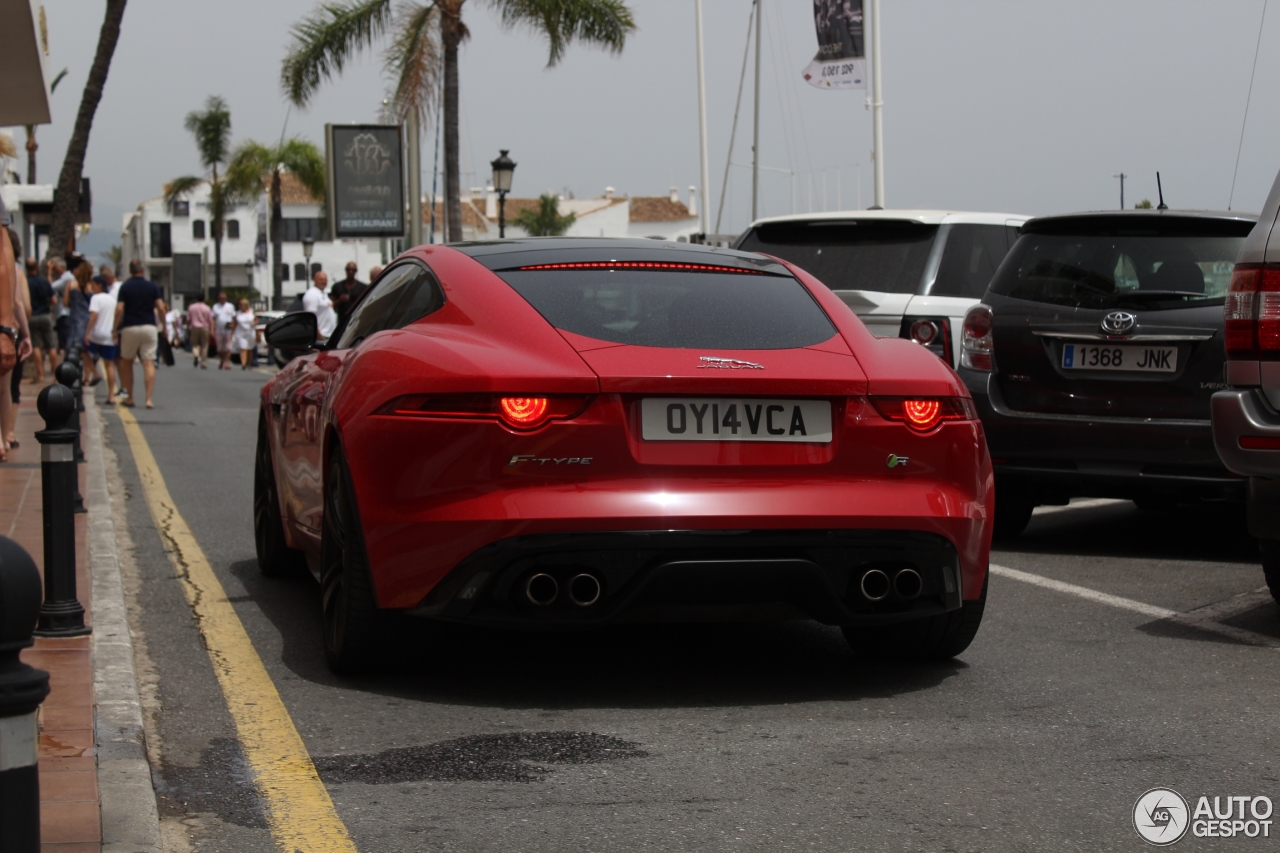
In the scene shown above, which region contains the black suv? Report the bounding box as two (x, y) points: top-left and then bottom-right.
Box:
(957, 210), (1257, 537)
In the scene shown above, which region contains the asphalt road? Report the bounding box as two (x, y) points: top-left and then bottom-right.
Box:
(100, 362), (1280, 852)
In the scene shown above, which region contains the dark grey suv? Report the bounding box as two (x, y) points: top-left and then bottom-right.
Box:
(958, 210), (1257, 537)
(1211, 166), (1280, 606)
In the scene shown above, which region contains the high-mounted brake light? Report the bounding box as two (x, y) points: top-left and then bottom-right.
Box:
(870, 397), (977, 432)
(375, 393), (592, 430)
(1225, 263), (1280, 360)
(516, 261), (764, 274)
(960, 304), (994, 371)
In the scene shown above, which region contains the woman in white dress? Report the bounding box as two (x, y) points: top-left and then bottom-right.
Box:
(231, 299), (258, 370)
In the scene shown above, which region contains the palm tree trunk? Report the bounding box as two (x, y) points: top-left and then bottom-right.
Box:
(442, 15), (462, 243)
(48, 0), (127, 260)
(25, 126), (37, 184)
(212, 165), (223, 296)
(271, 170), (283, 309)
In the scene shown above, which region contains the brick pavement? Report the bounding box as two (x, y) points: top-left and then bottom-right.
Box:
(5, 379), (101, 851)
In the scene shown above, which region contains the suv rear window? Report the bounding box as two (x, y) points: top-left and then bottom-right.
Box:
(990, 229), (1247, 310)
(735, 221), (937, 294)
(495, 268), (836, 349)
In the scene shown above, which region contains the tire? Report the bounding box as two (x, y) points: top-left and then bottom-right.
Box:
(993, 491), (1034, 540)
(254, 416), (307, 578)
(1259, 539), (1280, 609)
(843, 574), (988, 661)
(319, 447), (383, 675)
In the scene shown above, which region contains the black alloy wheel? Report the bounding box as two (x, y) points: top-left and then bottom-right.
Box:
(319, 448), (383, 674)
(254, 416), (307, 578)
(1259, 539), (1280, 609)
(842, 574), (988, 661)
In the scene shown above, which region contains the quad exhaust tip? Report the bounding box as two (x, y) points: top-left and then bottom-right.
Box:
(568, 573), (603, 607)
(525, 573), (559, 606)
(893, 567), (923, 600)
(860, 568), (891, 602)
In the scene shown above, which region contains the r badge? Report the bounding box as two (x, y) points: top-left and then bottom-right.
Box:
(886, 454), (909, 468)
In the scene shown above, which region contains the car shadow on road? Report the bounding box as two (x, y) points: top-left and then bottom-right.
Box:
(227, 560), (969, 711)
(999, 501), (1258, 564)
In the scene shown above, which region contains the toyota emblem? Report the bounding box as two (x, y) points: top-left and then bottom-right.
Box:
(1100, 311), (1137, 335)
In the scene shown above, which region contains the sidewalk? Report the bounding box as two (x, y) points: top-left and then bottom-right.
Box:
(4, 378), (160, 852)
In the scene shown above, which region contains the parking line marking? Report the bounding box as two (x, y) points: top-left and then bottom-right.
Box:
(117, 405), (357, 852)
(991, 563), (1280, 649)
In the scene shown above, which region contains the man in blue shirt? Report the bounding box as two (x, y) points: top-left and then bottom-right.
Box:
(24, 258), (56, 382)
(112, 260), (164, 408)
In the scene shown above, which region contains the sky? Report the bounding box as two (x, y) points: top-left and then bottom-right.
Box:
(6, 0), (1280, 258)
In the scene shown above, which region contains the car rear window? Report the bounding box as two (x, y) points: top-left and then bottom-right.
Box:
(495, 268), (837, 349)
(735, 221), (937, 294)
(989, 228), (1248, 310)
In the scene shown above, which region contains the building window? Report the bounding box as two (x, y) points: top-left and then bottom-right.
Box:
(149, 222), (172, 258)
(280, 264), (290, 281)
(226, 219), (240, 239)
(311, 262), (322, 277)
(280, 218), (324, 242)
(294, 263), (307, 281)
(192, 220), (205, 240)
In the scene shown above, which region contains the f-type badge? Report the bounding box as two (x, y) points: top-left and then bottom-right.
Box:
(1100, 311), (1137, 335)
(698, 356), (765, 370)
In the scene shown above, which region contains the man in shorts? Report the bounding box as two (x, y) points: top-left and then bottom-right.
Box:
(84, 276), (118, 403)
(24, 258), (56, 381)
(211, 291), (236, 370)
(186, 294), (213, 368)
(112, 260), (164, 408)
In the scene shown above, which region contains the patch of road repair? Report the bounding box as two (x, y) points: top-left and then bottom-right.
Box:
(990, 563), (1280, 648)
(314, 732), (649, 785)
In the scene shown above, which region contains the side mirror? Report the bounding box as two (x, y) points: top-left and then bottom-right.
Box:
(265, 312), (318, 350)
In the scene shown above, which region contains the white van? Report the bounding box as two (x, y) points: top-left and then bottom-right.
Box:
(734, 210), (1031, 367)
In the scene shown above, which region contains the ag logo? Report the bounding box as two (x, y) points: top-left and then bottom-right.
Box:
(1134, 788), (1190, 845)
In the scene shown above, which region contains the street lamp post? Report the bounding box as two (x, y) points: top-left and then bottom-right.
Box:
(490, 150), (516, 239)
(302, 238), (314, 282)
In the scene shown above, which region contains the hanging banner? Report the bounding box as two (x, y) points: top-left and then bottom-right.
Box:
(802, 0), (866, 90)
(325, 123), (406, 239)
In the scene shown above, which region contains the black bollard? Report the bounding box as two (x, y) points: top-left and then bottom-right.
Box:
(32, 384), (90, 638)
(0, 535), (52, 851)
(53, 362), (87, 514)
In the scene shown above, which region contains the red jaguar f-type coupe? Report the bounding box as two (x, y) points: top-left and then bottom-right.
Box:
(256, 239), (993, 673)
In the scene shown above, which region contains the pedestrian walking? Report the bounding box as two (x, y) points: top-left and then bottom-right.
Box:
(112, 260), (164, 409)
(99, 263), (119, 296)
(10, 253), (33, 406)
(164, 301), (183, 350)
(66, 256), (92, 381)
(49, 258), (72, 357)
(329, 262), (367, 319)
(369, 265), (383, 282)
(84, 275), (118, 403)
(211, 291), (236, 370)
(25, 258), (56, 382)
(302, 271), (337, 341)
(232, 299), (258, 370)
(0, 212), (33, 463)
(186, 294), (212, 368)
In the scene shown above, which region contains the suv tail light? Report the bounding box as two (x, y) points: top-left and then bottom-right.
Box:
(901, 316), (952, 363)
(960, 304), (994, 371)
(376, 394), (594, 430)
(1225, 263), (1280, 359)
(870, 397), (978, 432)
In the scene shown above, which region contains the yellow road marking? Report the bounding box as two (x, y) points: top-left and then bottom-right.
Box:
(117, 405), (357, 852)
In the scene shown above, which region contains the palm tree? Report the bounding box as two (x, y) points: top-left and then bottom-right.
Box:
(225, 139), (326, 309)
(281, 0), (635, 244)
(165, 96), (234, 295)
(513, 193), (576, 236)
(49, 0), (127, 261)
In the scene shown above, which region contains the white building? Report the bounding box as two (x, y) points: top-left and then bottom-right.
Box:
(120, 175), (382, 308)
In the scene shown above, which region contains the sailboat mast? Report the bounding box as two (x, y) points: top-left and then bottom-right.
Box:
(869, 0), (884, 207)
(695, 0), (710, 236)
(751, 0), (762, 221)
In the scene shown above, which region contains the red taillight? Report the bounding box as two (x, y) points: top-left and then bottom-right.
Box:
(910, 319), (938, 345)
(870, 397), (977, 432)
(376, 393), (592, 430)
(498, 397), (550, 427)
(960, 304), (994, 371)
(1225, 263), (1280, 360)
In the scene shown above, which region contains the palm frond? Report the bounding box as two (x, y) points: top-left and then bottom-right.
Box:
(281, 0), (395, 107)
(385, 2), (441, 124)
(487, 0), (635, 66)
(224, 140), (274, 198)
(162, 175), (203, 207)
(184, 95), (232, 170)
(278, 138), (327, 201)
